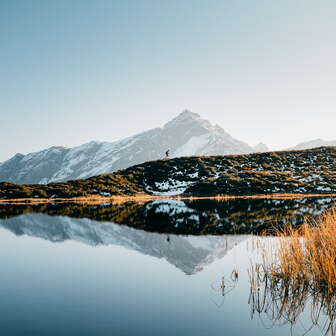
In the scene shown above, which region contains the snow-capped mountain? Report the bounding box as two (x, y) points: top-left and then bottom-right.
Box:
(289, 138), (336, 151)
(0, 213), (248, 275)
(0, 110), (261, 184)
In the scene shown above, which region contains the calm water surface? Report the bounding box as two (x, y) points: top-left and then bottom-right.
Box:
(0, 198), (335, 336)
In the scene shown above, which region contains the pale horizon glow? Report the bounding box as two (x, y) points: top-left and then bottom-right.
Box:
(1, 0), (336, 161)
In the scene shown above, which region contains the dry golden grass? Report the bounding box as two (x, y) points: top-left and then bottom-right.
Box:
(271, 209), (336, 293)
(249, 209), (336, 334)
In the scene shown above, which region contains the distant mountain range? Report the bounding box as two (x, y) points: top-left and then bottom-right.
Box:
(288, 138), (336, 151)
(0, 110), (265, 184)
(0, 110), (334, 185)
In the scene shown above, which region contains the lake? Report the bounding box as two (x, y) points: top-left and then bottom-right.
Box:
(0, 197), (335, 336)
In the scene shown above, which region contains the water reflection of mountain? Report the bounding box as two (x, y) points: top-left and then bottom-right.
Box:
(0, 214), (247, 275)
(0, 198), (335, 235)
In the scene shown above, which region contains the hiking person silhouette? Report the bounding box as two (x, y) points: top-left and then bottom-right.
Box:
(165, 149), (170, 158)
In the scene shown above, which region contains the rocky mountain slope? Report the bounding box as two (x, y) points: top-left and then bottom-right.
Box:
(0, 147), (335, 199)
(0, 110), (259, 184)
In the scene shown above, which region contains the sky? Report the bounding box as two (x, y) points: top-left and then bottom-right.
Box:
(1, 0), (336, 161)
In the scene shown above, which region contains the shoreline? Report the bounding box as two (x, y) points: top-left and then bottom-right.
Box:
(1, 193), (336, 205)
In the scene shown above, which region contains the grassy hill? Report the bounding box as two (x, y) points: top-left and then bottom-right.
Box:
(0, 147), (336, 199)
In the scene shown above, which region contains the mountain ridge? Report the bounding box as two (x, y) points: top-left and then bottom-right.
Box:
(1, 110), (334, 186)
(0, 110), (262, 184)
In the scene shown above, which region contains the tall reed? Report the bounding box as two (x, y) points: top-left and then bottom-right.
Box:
(249, 208), (336, 335)
(272, 208), (336, 293)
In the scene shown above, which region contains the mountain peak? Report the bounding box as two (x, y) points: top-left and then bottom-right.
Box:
(164, 110), (200, 127)
(178, 109), (200, 119)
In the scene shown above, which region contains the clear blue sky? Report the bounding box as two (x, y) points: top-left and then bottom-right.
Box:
(1, 0), (336, 161)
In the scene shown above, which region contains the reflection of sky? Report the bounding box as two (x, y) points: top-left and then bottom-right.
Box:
(0, 227), (321, 336)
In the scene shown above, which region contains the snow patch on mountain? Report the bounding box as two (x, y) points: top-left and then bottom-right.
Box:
(173, 134), (210, 157)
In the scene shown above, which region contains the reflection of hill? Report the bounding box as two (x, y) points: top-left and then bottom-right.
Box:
(0, 214), (247, 275)
(0, 197), (335, 235)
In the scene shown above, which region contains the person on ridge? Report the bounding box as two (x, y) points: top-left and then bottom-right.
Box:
(165, 149), (170, 158)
